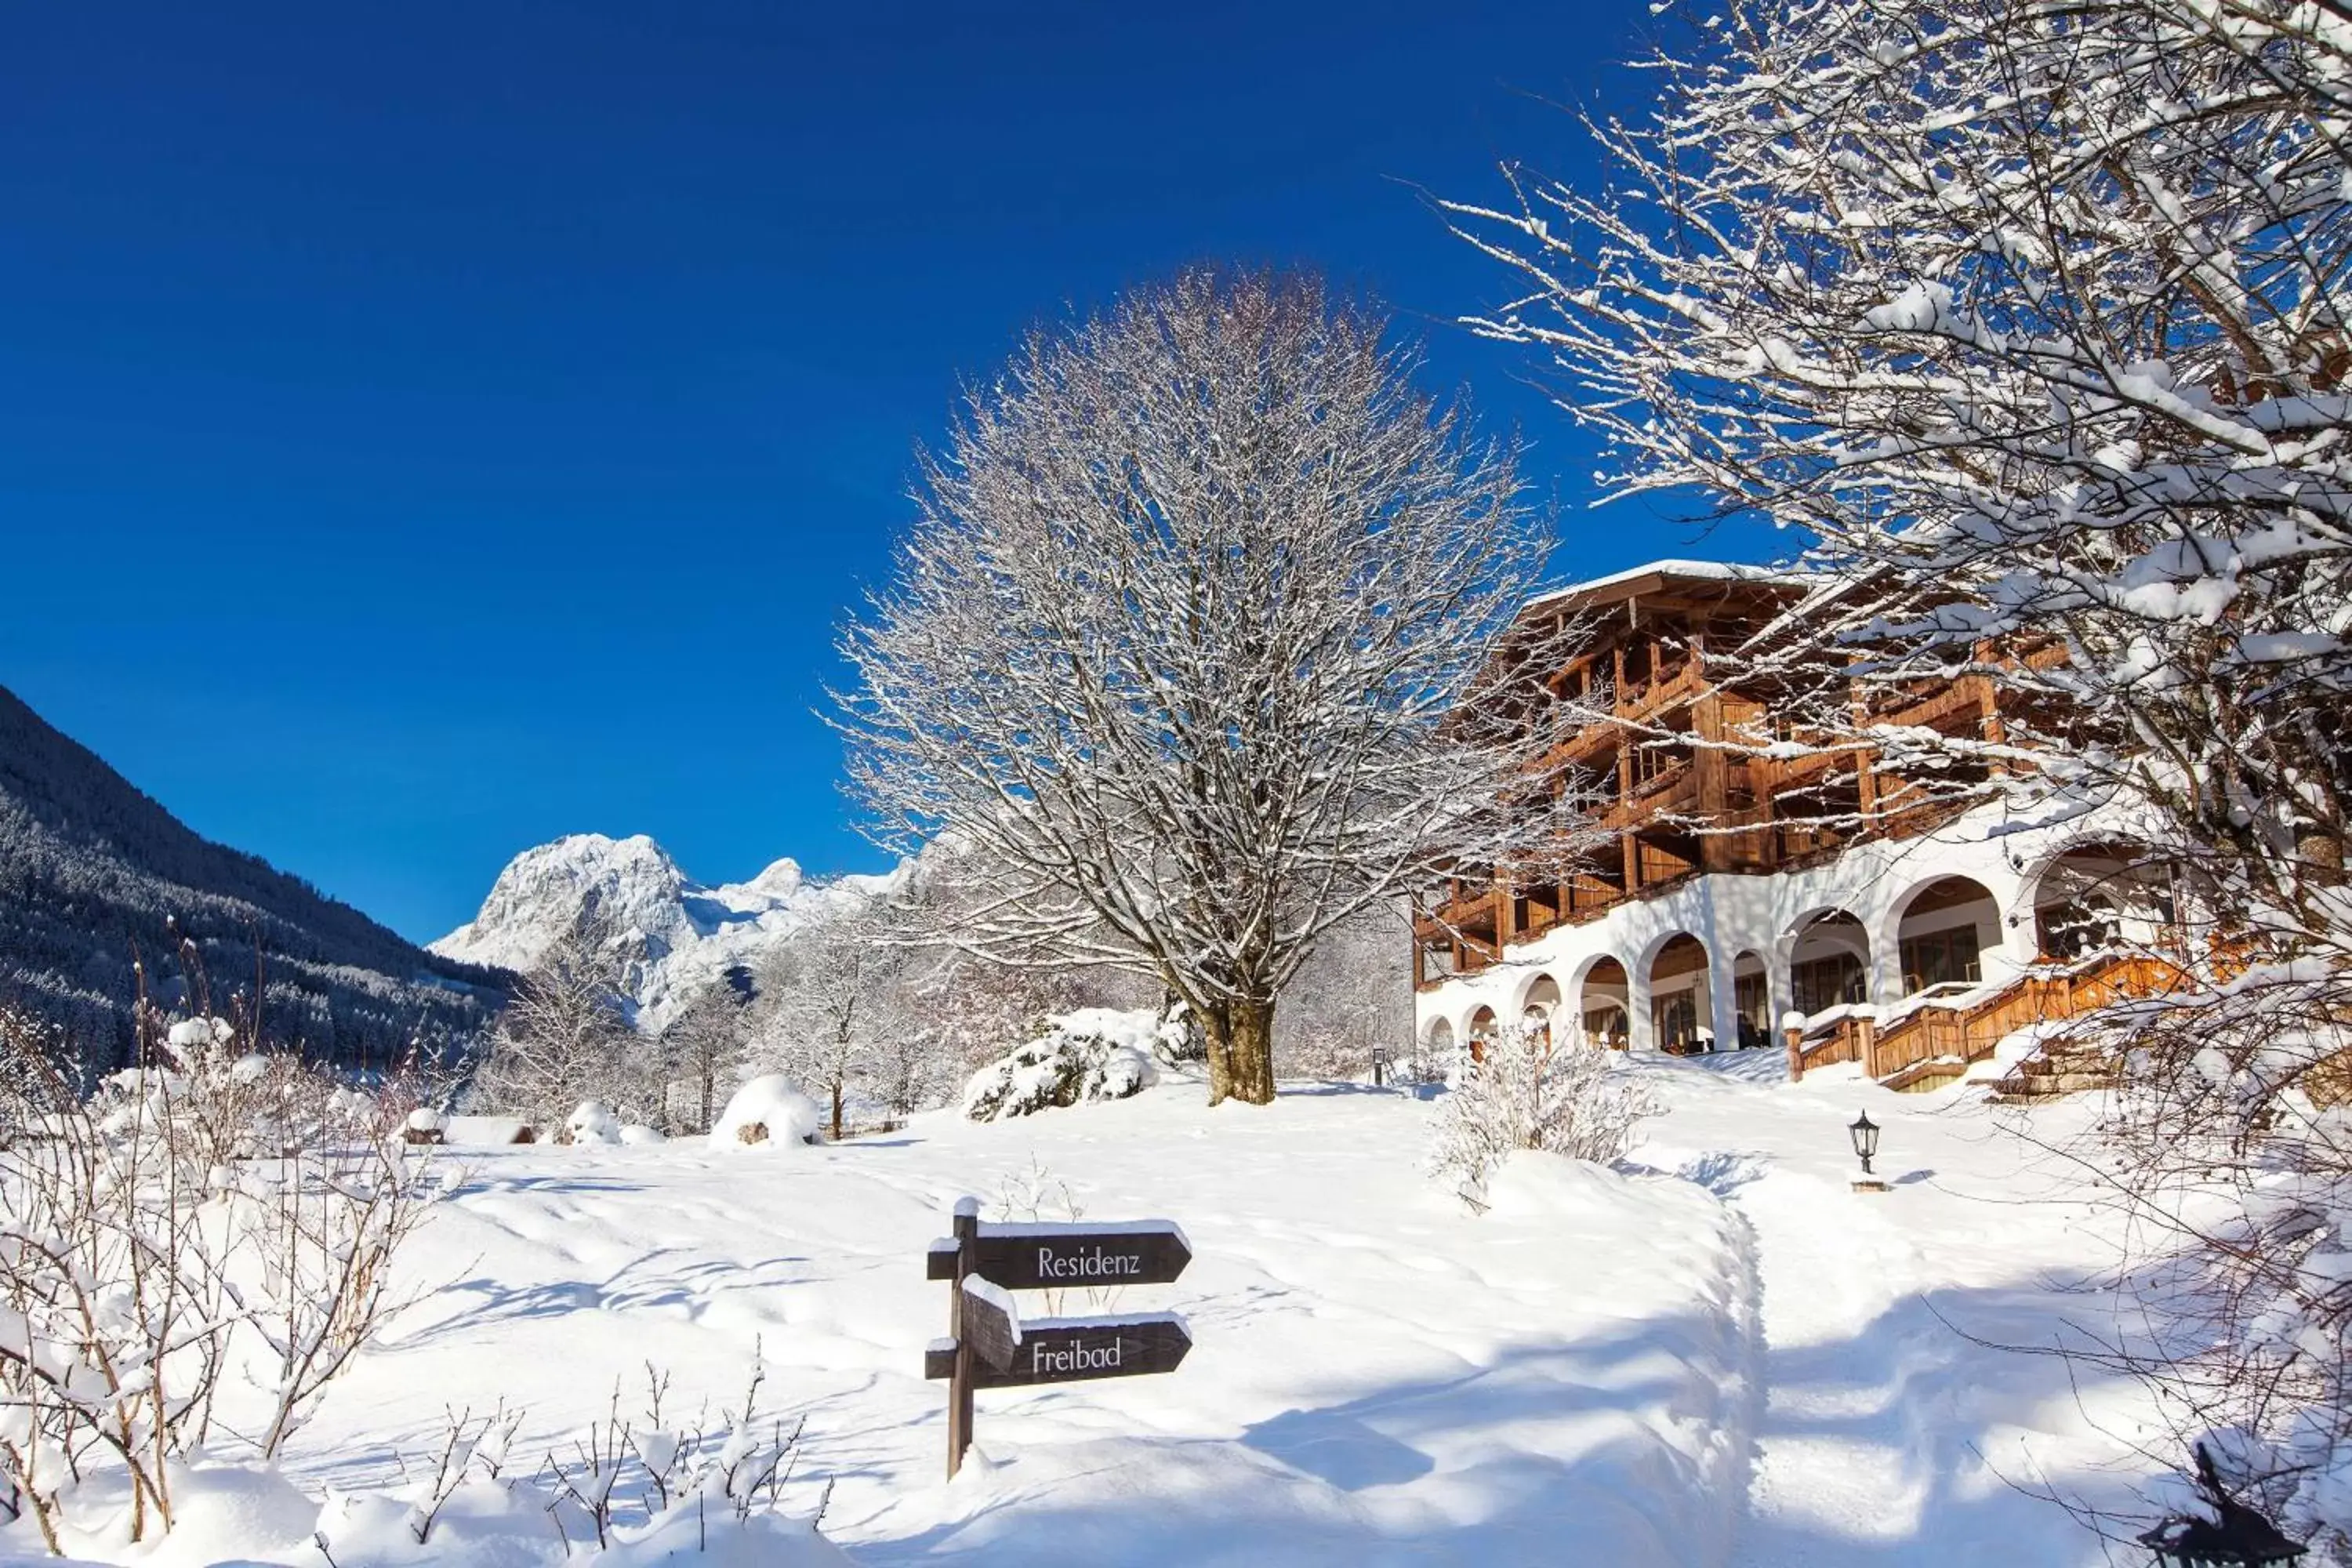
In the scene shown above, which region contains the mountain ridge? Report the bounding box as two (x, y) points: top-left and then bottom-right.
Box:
(431, 831), (912, 1032)
(0, 683), (507, 1065)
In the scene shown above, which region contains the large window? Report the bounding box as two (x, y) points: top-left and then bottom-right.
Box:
(1734, 972), (1770, 1047)
(1653, 990), (1700, 1051)
(1791, 953), (1866, 1017)
(1900, 925), (1983, 993)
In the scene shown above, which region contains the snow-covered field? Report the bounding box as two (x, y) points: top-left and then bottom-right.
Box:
(10, 1057), (2169, 1566)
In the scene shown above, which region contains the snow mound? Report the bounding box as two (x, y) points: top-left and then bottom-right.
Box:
(143, 1462), (321, 1567)
(961, 1008), (1167, 1121)
(1481, 1149), (1652, 1219)
(711, 1074), (822, 1148)
(566, 1100), (623, 1145)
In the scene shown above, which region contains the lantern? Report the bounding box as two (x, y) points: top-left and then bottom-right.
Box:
(1848, 1110), (1880, 1177)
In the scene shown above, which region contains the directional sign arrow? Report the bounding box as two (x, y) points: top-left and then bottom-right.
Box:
(924, 1311), (1192, 1388)
(960, 1278), (1020, 1374)
(924, 1220), (1192, 1290)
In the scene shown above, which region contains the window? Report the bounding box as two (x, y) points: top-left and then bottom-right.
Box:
(1731, 968), (1769, 1044)
(2038, 898), (2118, 961)
(1653, 990), (1700, 1051)
(1791, 953), (1865, 1017)
(1900, 925), (1983, 993)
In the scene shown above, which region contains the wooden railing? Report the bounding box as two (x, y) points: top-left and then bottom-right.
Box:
(1867, 952), (2192, 1082)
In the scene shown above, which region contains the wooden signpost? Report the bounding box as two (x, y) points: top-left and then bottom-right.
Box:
(924, 1198), (1194, 1476)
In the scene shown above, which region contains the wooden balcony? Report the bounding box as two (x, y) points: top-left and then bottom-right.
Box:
(1617, 656), (1706, 719)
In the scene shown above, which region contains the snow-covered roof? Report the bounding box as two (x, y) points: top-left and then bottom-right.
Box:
(1524, 557), (1813, 616)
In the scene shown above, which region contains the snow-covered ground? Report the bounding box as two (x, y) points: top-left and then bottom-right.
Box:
(7, 1056), (2170, 1566)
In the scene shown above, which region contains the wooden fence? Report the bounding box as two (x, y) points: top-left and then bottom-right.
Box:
(1798, 951), (2193, 1086)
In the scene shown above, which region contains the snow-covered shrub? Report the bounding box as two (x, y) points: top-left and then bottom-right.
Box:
(961, 1008), (1167, 1121)
(0, 1011), (436, 1553)
(709, 1074), (822, 1149)
(1428, 1029), (1662, 1213)
(151, 1362), (851, 1566)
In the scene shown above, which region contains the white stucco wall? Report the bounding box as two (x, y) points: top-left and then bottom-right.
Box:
(1415, 793), (2147, 1054)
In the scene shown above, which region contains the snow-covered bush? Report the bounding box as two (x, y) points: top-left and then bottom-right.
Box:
(709, 1074), (822, 1149)
(89, 1361), (850, 1566)
(961, 1008), (1168, 1122)
(1428, 1030), (1662, 1213)
(0, 1011), (436, 1553)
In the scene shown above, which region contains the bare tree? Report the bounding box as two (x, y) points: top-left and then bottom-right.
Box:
(837, 267), (1573, 1105)
(745, 908), (914, 1140)
(469, 913), (646, 1126)
(655, 971), (754, 1135)
(1452, 0), (2351, 1541)
(1276, 899), (1417, 1081)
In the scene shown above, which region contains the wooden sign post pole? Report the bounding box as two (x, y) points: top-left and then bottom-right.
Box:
(947, 1198), (977, 1479)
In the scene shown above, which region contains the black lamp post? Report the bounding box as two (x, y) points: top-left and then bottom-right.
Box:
(1848, 1111), (1880, 1177)
(2139, 1446), (2307, 1568)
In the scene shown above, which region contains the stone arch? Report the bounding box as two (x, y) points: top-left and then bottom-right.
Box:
(2024, 840), (2175, 961)
(1887, 875), (2002, 998)
(1647, 932), (1711, 1054)
(1465, 1005), (1499, 1065)
(1517, 972), (1563, 1047)
(1424, 1016), (1454, 1057)
(1788, 909), (1870, 1018)
(1575, 955), (1632, 1050)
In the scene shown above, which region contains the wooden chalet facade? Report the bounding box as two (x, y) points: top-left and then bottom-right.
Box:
(1413, 560), (2175, 1089)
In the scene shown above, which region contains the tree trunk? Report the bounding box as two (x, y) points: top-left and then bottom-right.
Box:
(1202, 995), (1276, 1107)
(1202, 1013), (1235, 1107)
(831, 1080), (844, 1142)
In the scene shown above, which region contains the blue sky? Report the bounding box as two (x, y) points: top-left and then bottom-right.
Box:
(0, 0), (1779, 945)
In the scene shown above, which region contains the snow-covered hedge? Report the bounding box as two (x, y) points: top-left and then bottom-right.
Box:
(961, 1007), (1170, 1121)
(710, 1074), (823, 1148)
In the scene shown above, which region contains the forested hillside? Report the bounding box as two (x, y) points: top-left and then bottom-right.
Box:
(0, 684), (506, 1067)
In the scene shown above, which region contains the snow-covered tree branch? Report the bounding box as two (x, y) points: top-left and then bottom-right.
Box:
(1453, 0), (2352, 1540)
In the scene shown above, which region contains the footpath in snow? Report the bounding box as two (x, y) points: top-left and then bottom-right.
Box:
(1642, 1053), (2164, 1568)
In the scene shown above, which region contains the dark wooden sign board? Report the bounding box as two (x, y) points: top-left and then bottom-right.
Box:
(924, 1311), (1192, 1388)
(925, 1218), (1192, 1291)
(925, 1200), (1195, 1477)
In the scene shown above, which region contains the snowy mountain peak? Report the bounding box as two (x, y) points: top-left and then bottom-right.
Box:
(430, 833), (910, 1032)
(724, 856), (806, 902)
